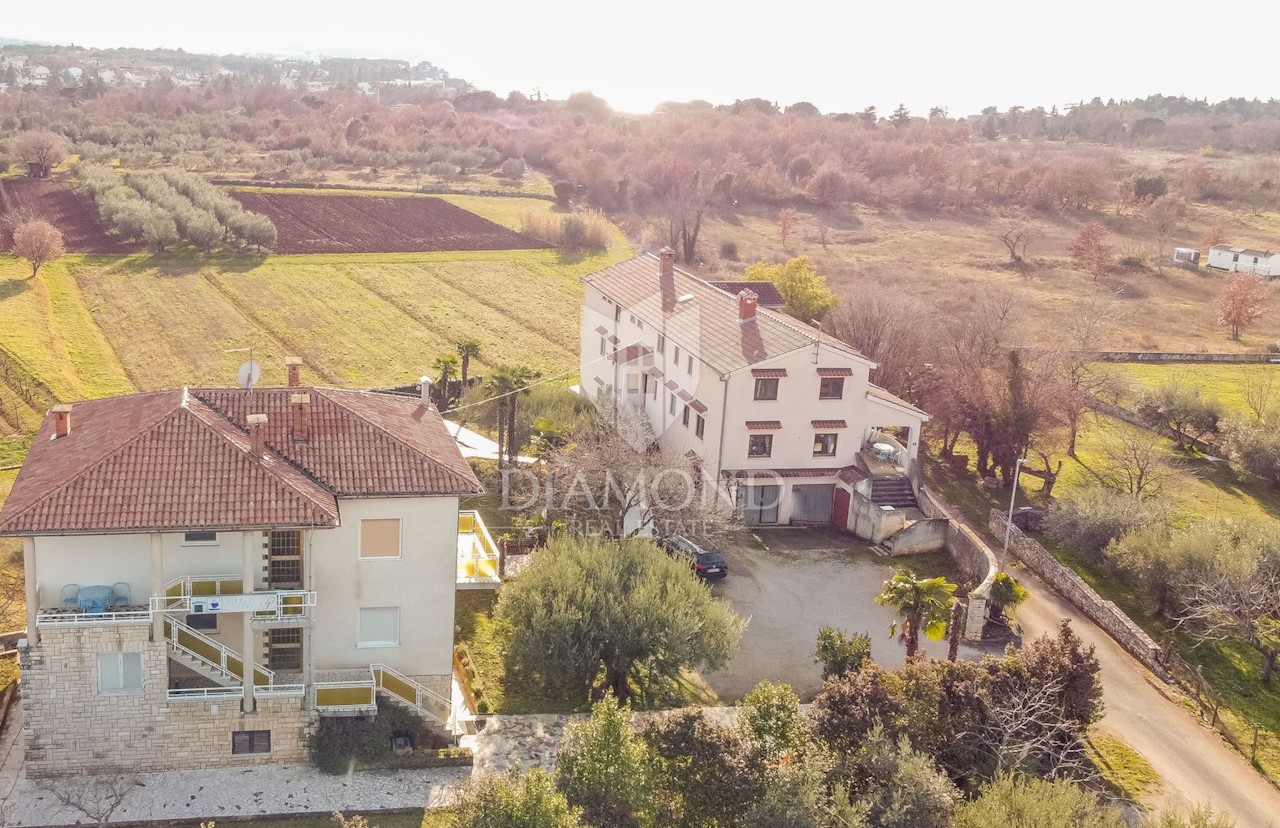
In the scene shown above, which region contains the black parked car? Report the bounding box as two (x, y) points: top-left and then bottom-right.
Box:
(659, 534), (729, 580)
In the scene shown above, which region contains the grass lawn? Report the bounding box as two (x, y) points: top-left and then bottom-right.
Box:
(1107, 362), (1280, 417)
(1086, 731), (1161, 802)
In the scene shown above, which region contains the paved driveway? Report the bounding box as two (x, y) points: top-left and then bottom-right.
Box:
(704, 527), (990, 702)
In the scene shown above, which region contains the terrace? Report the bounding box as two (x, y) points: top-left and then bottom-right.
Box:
(458, 510), (500, 588)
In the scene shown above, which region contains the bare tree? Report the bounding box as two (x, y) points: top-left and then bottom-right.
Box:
(1237, 364), (1277, 422)
(43, 770), (139, 827)
(960, 675), (1096, 781)
(0, 568), (22, 629)
(829, 281), (932, 397)
(1175, 545), (1280, 683)
(997, 223), (1038, 271)
(1096, 424), (1179, 500)
(1054, 293), (1126, 456)
(11, 130), (67, 178)
(1144, 193), (1188, 265)
(11, 220), (65, 279)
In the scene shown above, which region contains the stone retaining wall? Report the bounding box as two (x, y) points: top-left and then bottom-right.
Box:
(917, 487), (998, 640)
(1094, 351), (1278, 363)
(20, 625), (311, 776)
(988, 510), (1168, 679)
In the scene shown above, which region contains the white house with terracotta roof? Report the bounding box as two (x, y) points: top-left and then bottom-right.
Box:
(0, 362), (498, 775)
(579, 249), (930, 528)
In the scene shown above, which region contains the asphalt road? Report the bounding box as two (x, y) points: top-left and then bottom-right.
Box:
(1012, 561), (1280, 827)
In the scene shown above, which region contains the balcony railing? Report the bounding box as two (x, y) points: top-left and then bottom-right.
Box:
(313, 680), (377, 715)
(152, 575), (315, 622)
(458, 510), (500, 586)
(36, 607), (152, 627)
(314, 665), (450, 728)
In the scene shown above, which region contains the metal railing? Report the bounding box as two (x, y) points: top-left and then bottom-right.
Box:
(313, 680), (377, 714)
(154, 575), (315, 622)
(167, 683), (305, 701)
(164, 617), (276, 687)
(458, 510), (501, 584)
(371, 662), (450, 728)
(36, 608), (151, 627)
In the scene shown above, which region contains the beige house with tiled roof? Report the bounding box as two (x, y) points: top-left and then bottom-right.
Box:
(580, 249), (929, 528)
(1, 364), (498, 775)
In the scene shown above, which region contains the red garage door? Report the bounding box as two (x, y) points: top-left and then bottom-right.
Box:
(832, 487), (851, 530)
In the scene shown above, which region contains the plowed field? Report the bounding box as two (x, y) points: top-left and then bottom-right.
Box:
(0, 178), (137, 253)
(229, 191), (549, 254)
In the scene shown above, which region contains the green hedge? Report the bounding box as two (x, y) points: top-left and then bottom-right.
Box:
(309, 698), (450, 774)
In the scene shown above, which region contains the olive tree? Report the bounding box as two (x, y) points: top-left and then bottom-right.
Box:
(496, 535), (744, 701)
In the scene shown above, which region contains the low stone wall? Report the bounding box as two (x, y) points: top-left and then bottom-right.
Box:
(1093, 351), (1278, 364)
(916, 487), (998, 641)
(988, 510), (1168, 679)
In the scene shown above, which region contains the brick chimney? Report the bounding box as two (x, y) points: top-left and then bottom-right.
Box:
(285, 356), (303, 388)
(738, 288), (759, 323)
(51, 403), (73, 439)
(290, 393), (310, 442)
(247, 413), (268, 456)
(659, 246), (675, 276)
(420, 376), (434, 409)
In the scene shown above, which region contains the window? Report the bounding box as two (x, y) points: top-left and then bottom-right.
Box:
(627, 373), (642, 393)
(267, 628), (302, 671)
(599, 337), (606, 356)
(682, 405), (691, 427)
(1233, 253), (1240, 263)
(813, 433), (838, 456)
(99, 652), (143, 694)
(754, 378), (778, 400)
(657, 335), (666, 354)
(360, 519), (401, 559)
(819, 377), (845, 400)
(695, 415), (706, 439)
(186, 613), (218, 631)
(669, 394), (677, 416)
(268, 530), (303, 589)
(183, 531), (217, 545)
(614, 304), (622, 321)
(641, 373), (649, 395)
(232, 730), (271, 755)
(673, 345), (681, 363)
(687, 355), (693, 375)
(358, 607), (400, 647)
(748, 434), (773, 457)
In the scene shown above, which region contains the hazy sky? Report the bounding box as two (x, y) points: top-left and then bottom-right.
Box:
(7, 0), (1275, 116)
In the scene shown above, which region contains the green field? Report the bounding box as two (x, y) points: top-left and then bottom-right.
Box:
(0, 194), (631, 437)
(1107, 362), (1280, 416)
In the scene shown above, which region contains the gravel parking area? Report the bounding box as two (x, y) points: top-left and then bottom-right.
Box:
(703, 527), (990, 702)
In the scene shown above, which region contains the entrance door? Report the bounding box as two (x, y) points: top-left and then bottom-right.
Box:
(792, 484), (836, 524)
(268, 530), (303, 589)
(740, 484), (780, 525)
(832, 487), (851, 530)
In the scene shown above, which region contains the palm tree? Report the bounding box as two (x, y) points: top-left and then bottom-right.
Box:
(875, 568), (957, 658)
(485, 368), (518, 467)
(432, 354), (459, 410)
(456, 338), (482, 385)
(505, 366), (542, 466)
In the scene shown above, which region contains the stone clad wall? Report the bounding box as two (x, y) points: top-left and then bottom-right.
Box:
(21, 625), (311, 776)
(987, 510), (1168, 679)
(916, 487), (998, 640)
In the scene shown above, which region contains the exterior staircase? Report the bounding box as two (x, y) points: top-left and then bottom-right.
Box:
(870, 476), (918, 509)
(163, 616), (277, 690)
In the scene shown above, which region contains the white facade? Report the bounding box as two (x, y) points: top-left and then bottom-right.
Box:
(579, 256), (929, 526)
(1208, 245), (1280, 277)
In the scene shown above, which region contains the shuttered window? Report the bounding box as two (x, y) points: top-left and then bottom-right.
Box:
(360, 519), (401, 559)
(232, 730), (271, 755)
(358, 607), (400, 647)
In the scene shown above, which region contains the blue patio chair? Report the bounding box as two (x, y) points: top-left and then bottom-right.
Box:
(112, 582), (131, 608)
(60, 583), (80, 607)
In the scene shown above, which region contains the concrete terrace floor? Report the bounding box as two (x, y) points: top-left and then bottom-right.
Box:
(0, 705), (467, 825)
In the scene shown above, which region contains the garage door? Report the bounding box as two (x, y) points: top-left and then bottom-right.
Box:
(740, 484), (780, 525)
(792, 484), (835, 524)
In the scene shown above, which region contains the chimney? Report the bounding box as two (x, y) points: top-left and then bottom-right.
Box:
(738, 288), (759, 323)
(285, 356), (303, 388)
(247, 413), (268, 456)
(659, 246), (675, 277)
(420, 376), (434, 409)
(51, 403), (73, 439)
(290, 393), (311, 442)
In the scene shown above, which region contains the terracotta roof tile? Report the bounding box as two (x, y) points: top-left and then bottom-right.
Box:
(811, 420), (848, 429)
(751, 368), (788, 378)
(866, 385), (929, 418)
(706, 280), (787, 307)
(584, 254), (867, 376)
(745, 420), (782, 430)
(817, 367), (853, 377)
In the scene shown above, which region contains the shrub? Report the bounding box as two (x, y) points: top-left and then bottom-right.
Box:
(498, 158), (526, 180)
(1045, 486), (1169, 554)
(553, 180), (574, 207)
(519, 209), (609, 250)
(561, 215), (588, 247)
(309, 698), (446, 774)
(426, 161), (460, 181)
(719, 240), (740, 260)
(814, 626), (871, 679)
(737, 680), (807, 763)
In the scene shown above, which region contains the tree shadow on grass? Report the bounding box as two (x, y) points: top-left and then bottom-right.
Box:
(0, 278), (32, 301)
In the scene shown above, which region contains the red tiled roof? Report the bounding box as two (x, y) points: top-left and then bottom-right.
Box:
(837, 465), (869, 486)
(664, 380), (679, 391)
(745, 420), (782, 430)
(0, 387), (480, 536)
(866, 385), (929, 418)
(706, 281), (787, 307)
(610, 343), (651, 363)
(817, 367), (853, 377)
(812, 420), (848, 429)
(751, 368), (788, 378)
(689, 400), (708, 414)
(583, 254), (867, 375)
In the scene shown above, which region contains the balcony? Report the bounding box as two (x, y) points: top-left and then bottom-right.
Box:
(150, 575), (316, 624)
(458, 510), (500, 589)
(35, 582), (151, 628)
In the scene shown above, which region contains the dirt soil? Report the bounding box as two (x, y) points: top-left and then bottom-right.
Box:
(229, 191), (550, 254)
(0, 178), (137, 253)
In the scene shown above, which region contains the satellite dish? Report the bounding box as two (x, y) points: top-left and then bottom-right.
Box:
(236, 360), (262, 390)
